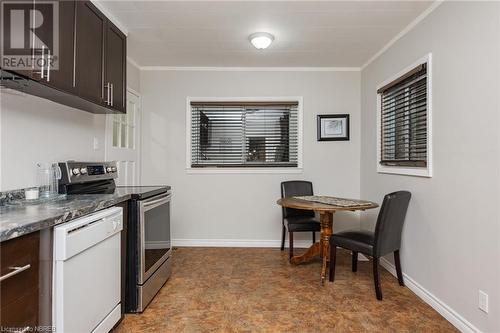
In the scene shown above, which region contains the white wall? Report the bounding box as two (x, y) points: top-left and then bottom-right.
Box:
(0, 60), (142, 191)
(360, 2), (499, 332)
(140, 70), (361, 244)
(127, 60), (141, 93)
(0, 91), (106, 191)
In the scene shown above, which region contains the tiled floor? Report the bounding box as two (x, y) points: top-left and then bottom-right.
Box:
(114, 247), (457, 332)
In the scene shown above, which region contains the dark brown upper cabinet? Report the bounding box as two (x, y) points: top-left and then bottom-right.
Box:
(1, 0), (74, 87)
(31, 0), (55, 82)
(0, 0), (36, 79)
(74, 0), (106, 106)
(104, 20), (127, 113)
(73, 0), (127, 112)
(0, 0), (126, 114)
(40, 0), (76, 93)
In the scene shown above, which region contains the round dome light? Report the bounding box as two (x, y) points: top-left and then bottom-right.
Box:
(249, 32), (274, 50)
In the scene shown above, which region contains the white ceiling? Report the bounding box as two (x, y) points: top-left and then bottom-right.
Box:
(99, 1), (434, 68)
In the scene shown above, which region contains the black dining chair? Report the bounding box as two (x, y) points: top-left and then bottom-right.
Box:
(328, 191), (411, 300)
(280, 181), (321, 260)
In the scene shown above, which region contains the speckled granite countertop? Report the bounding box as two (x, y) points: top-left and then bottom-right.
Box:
(0, 186), (170, 242)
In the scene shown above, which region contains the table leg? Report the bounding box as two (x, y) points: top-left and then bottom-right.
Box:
(319, 227), (324, 258)
(320, 211), (333, 284)
(289, 211), (334, 284)
(290, 241), (321, 264)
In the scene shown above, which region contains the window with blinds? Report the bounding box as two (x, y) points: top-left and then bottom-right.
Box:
(378, 63), (428, 167)
(190, 101), (298, 168)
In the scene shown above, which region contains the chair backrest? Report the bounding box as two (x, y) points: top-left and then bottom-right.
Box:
(281, 181), (315, 219)
(374, 191), (412, 256)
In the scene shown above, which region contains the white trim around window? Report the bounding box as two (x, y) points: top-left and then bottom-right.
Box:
(185, 96), (303, 174)
(376, 53), (433, 178)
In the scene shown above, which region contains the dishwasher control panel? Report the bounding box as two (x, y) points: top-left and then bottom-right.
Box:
(53, 207), (123, 261)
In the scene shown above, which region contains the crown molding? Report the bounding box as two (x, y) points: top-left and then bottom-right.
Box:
(139, 66), (360, 72)
(120, 1), (443, 71)
(361, 0), (443, 70)
(90, 0), (128, 36)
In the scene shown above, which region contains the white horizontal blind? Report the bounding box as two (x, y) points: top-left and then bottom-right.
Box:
(191, 102), (298, 167)
(379, 63), (428, 167)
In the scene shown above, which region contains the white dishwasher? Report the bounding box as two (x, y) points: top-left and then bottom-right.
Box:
(53, 207), (123, 333)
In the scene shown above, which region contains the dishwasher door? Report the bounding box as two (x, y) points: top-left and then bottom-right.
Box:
(53, 207), (123, 333)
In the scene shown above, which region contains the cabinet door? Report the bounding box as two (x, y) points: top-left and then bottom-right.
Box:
(42, 0), (75, 92)
(74, 0), (105, 105)
(0, 0), (35, 78)
(105, 21), (126, 112)
(2, 0), (59, 81)
(0, 232), (40, 331)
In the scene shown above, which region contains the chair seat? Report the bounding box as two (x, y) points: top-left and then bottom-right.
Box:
(330, 230), (375, 255)
(284, 216), (321, 232)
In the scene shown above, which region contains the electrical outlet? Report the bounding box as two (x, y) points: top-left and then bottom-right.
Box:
(93, 137), (99, 150)
(479, 290), (489, 313)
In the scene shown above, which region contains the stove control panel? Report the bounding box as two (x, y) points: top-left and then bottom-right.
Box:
(59, 161), (118, 184)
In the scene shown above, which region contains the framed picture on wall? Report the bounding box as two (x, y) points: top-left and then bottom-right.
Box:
(317, 114), (350, 141)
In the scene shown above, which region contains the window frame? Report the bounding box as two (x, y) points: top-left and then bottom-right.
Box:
(376, 54), (433, 178)
(186, 96), (303, 174)
(111, 107), (136, 149)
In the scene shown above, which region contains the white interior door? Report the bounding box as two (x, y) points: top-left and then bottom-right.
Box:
(105, 90), (141, 186)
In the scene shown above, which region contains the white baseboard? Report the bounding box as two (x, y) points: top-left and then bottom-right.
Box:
(172, 238), (314, 248)
(379, 258), (480, 333)
(145, 241), (170, 249)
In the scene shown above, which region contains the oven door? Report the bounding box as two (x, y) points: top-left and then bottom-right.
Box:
(138, 191), (172, 284)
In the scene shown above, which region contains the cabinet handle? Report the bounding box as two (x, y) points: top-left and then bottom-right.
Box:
(104, 83), (110, 105)
(34, 46), (45, 79)
(110, 83), (114, 106)
(72, 1), (77, 88)
(46, 49), (51, 82)
(0, 264), (31, 282)
(108, 83), (111, 105)
(41, 45), (45, 79)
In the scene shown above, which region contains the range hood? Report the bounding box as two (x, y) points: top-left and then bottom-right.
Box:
(0, 69), (121, 114)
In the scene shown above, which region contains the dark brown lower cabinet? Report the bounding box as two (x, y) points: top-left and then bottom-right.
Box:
(0, 232), (40, 331)
(0, 202), (128, 330)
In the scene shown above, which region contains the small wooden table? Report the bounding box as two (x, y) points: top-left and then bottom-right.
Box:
(277, 197), (378, 284)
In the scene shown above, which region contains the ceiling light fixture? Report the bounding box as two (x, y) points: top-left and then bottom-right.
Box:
(249, 32), (274, 50)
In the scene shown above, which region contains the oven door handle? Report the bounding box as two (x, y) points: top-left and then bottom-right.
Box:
(141, 192), (172, 211)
